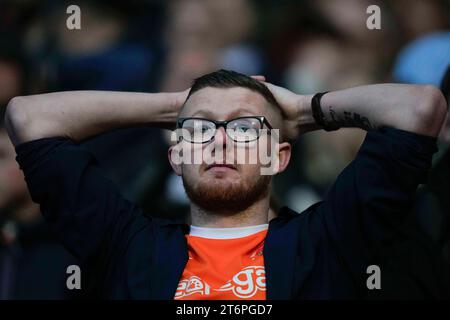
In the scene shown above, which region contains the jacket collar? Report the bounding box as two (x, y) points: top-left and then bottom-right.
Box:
(148, 220), (189, 300)
(264, 207), (299, 299)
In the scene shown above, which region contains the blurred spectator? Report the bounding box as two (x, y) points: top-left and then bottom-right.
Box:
(278, 31), (375, 210)
(19, 1), (179, 219)
(0, 48), (78, 299)
(393, 32), (450, 87)
(388, 0), (449, 41)
(313, 0), (387, 46)
(161, 0), (264, 92)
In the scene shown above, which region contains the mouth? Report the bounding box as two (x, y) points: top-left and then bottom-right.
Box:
(205, 163), (237, 172)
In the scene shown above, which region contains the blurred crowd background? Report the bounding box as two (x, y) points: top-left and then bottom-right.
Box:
(0, 0), (449, 299)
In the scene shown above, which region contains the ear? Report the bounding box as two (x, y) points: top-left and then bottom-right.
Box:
(272, 141), (291, 175)
(168, 145), (183, 176)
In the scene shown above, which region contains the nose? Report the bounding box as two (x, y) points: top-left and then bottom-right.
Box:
(213, 126), (228, 146)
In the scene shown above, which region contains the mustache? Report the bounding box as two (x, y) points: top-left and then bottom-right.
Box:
(205, 163), (237, 171)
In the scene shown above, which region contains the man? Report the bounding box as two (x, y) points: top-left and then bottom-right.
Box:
(5, 70), (447, 299)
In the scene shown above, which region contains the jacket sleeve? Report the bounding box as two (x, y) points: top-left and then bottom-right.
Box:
(319, 126), (438, 288)
(15, 137), (142, 263)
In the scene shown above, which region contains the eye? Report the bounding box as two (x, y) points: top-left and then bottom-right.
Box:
(231, 119), (259, 132)
(201, 125), (212, 133)
(235, 124), (251, 132)
(195, 124), (213, 134)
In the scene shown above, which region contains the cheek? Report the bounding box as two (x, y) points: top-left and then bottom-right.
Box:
(181, 164), (201, 182)
(238, 164), (262, 180)
(246, 137), (276, 167)
(177, 141), (207, 164)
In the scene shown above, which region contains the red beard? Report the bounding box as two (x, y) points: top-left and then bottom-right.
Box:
(182, 173), (271, 213)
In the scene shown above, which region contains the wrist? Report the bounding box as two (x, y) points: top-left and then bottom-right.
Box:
(311, 91), (340, 131)
(170, 92), (185, 111)
(146, 92), (182, 128)
(297, 94), (320, 133)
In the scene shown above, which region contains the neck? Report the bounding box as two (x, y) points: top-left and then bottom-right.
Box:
(189, 196), (270, 228)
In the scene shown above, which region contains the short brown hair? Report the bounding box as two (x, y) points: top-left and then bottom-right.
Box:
(186, 69), (281, 110)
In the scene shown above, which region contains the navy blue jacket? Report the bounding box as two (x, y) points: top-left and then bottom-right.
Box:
(15, 127), (437, 299)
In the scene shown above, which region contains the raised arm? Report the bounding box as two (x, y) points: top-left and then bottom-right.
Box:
(262, 82), (447, 138)
(260, 80), (447, 293)
(5, 90), (188, 146)
(5, 89), (187, 268)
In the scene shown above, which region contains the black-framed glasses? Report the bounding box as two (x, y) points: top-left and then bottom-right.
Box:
(176, 116), (273, 143)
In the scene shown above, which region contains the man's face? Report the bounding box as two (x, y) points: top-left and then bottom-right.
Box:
(168, 87), (290, 212)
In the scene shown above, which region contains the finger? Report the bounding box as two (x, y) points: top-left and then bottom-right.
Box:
(251, 75), (266, 82)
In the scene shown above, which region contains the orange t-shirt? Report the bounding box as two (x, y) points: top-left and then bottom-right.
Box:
(174, 224), (268, 300)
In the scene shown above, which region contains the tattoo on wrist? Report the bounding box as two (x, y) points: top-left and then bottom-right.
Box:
(326, 106), (375, 130)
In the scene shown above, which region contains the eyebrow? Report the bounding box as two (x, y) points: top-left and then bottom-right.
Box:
(190, 107), (258, 119)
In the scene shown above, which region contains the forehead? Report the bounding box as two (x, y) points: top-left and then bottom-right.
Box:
(180, 87), (271, 120)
